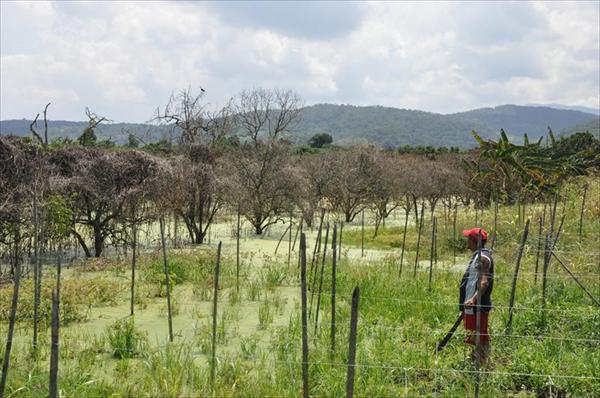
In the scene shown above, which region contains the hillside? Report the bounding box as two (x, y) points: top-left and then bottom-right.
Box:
(453, 105), (595, 140)
(560, 116), (600, 138)
(294, 104), (497, 148)
(0, 120), (174, 146)
(1, 104), (596, 148)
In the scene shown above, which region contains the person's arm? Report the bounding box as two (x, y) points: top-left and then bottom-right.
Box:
(464, 256), (490, 307)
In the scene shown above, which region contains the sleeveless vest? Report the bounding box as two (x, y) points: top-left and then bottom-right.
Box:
(459, 248), (494, 314)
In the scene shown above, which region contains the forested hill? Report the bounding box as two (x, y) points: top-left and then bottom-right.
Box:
(294, 104), (496, 148)
(1, 104), (596, 148)
(453, 105), (597, 139)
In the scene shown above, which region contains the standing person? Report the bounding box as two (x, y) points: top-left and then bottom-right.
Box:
(459, 227), (494, 366)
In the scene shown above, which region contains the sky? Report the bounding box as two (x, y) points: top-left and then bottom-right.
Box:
(1, 1), (599, 122)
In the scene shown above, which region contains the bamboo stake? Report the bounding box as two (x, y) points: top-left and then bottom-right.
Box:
(551, 251), (600, 307)
(434, 215), (438, 266)
(506, 219), (530, 333)
(578, 184), (588, 239)
(300, 233), (309, 398)
(338, 222), (343, 261)
(361, 209), (365, 257)
(236, 203), (240, 293)
(291, 216), (301, 252)
(534, 215), (543, 286)
(288, 214), (293, 268)
(399, 207), (409, 277)
(309, 210), (325, 289)
(453, 205), (457, 266)
(314, 223), (329, 330)
(310, 223), (329, 319)
(413, 201), (425, 277)
(130, 220), (137, 316)
(491, 198), (498, 250)
(428, 216), (436, 291)
(542, 215), (564, 325)
(474, 230), (483, 398)
(297, 219), (304, 269)
(346, 286), (360, 398)
(159, 217), (173, 342)
(331, 225), (337, 356)
(274, 224), (292, 254)
(210, 242), (222, 390)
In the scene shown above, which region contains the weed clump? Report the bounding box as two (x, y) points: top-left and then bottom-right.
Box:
(106, 316), (148, 359)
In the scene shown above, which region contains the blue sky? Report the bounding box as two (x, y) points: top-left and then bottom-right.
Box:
(1, 1), (598, 122)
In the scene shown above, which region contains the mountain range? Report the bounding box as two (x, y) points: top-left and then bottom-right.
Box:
(1, 104), (598, 149)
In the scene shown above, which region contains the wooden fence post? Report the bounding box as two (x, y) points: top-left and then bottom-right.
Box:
(300, 233), (309, 398)
(346, 286), (360, 398)
(49, 289), (59, 398)
(159, 217), (173, 342)
(1, 228), (21, 398)
(506, 219), (530, 333)
(210, 242), (222, 390)
(33, 189), (40, 352)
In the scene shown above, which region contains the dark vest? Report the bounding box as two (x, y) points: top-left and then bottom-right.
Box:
(459, 248), (494, 313)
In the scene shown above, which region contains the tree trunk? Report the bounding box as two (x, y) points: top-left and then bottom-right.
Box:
(93, 223), (104, 257)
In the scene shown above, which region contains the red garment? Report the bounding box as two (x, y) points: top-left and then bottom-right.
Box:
(463, 311), (490, 344)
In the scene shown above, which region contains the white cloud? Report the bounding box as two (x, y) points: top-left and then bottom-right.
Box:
(1, 1), (598, 121)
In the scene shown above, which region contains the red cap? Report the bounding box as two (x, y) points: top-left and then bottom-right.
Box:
(462, 227), (488, 241)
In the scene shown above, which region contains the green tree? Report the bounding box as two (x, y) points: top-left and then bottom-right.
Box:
(309, 133), (333, 148)
(78, 108), (107, 147)
(127, 133), (140, 148)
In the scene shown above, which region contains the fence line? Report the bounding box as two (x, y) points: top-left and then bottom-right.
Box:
(93, 344), (600, 381)
(310, 321), (600, 344)
(261, 359), (600, 381)
(310, 291), (597, 313)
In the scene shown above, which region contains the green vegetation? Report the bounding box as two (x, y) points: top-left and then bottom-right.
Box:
(1, 94), (598, 397)
(308, 132), (333, 148)
(106, 317), (148, 359)
(0, 178), (597, 397)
